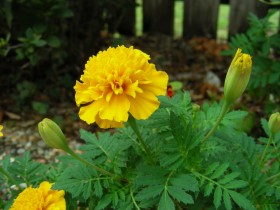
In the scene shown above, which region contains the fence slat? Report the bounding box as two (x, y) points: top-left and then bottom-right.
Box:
(229, 0), (269, 37)
(183, 0), (220, 39)
(143, 0), (174, 35)
(118, 0), (136, 35)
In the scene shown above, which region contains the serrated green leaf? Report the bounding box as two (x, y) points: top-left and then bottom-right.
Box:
(95, 194), (112, 210)
(136, 185), (164, 201)
(214, 186), (222, 209)
(94, 180), (103, 198)
(223, 190), (232, 210)
(158, 191), (175, 210)
(168, 186), (194, 204)
(218, 172), (240, 185)
(53, 165), (94, 199)
(170, 174), (198, 192)
(204, 162), (220, 176)
(229, 190), (256, 210)
(225, 180), (248, 189)
(204, 182), (214, 197)
(211, 163), (229, 179)
(112, 191), (119, 206)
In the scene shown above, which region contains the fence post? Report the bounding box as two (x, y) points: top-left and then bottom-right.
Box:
(118, 0), (136, 35)
(143, 0), (174, 36)
(183, 0), (220, 39)
(228, 0), (269, 37)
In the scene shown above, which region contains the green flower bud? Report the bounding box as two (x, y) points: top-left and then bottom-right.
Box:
(224, 48), (252, 104)
(268, 112), (280, 136)
(38, 118), (69, 151)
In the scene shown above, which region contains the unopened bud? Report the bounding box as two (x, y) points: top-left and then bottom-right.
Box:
(224, 48), (252, 104)
(268, 112), (280, 136)
(38, 118), (68, 151)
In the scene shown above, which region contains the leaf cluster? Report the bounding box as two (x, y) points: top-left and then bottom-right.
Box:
(1, 92), (279, 209)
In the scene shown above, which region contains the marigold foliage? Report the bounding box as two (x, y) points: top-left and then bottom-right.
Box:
(74, 45), (169, 128)
(10, 181), (66, 210)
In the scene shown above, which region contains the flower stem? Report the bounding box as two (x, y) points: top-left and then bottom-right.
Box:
(128, 117), (155, 164)
(64, 147), (115, 177)
(201, 101), (230, 144)
(0, 166), (18, 187)
(260, 135), (274, 165)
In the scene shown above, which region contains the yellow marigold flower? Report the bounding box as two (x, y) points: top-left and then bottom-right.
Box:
(0, 125), (3, 137)
(74, 45), (169, 128)
(10, 181), (66, 210)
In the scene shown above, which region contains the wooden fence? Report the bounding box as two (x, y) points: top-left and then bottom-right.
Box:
(117, 0), (272, 39)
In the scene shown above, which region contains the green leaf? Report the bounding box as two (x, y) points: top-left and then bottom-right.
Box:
(47, 36), (61, 48)
(228, 190), (256, 210)
(204, 162), (220, 176)
(218, 172), (240, 185)
(95, 194), (112, 210)
(214, 186), (222, 209)
(32, 101), (49, 115)
(168, 186), (194, 204)
(225, 180), (248, 189)
(94, 180), (103, 197)
(223, 190), (232, 210)
(136, 185), (164, 201)
(204, 182), (214, 197)
(170, 174), (198, 192)
(211, 163), (229, 179)
(158, 191), (175, 210)
(53, 164), (94, 200)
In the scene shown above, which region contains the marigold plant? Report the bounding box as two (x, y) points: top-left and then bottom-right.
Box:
(9, 181), (66, 210)
(74, 45), (168, 128)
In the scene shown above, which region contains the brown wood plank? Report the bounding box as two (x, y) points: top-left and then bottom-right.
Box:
(118, 0), (136, 35)
(143, 0), (175, 35)
(229, 0), (269, 37)
(183, 0), (220, 39)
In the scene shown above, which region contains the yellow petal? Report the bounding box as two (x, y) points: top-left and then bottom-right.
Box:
(95, 114), (124, 129)
(99, 94), (130, 122)
(141, 70), (168, 95)
(128, 91), (160, 120)
(79, 100), (104, 124)
(74, 81), (103, 106)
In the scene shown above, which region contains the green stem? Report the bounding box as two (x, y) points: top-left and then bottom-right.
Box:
(128, 117), (155, 164)
(260, 135), (274, 165)
(267, 172), (280, 182)
(0, 166), (18, 187)
(130, 188), (141, 210)
(64, 147), (115, 177)
(201, 101), (230, 144)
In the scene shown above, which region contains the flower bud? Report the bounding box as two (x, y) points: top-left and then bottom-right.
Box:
(38, 118), (68, 151)
(224, 48), (252, 104)
(268, 112), (280, 136)
(0, 125), (3, 137)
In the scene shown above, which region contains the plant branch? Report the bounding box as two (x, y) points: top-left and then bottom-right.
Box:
(201, 101), (230, 144)
(128, 117), (156, 164)
(64, 147), (116, 177)
(260, 136), (274, 165)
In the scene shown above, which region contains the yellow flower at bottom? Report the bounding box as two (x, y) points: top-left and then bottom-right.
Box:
(74, 45), (169, 128)
(10, 181), (66, 210)
(0, 125), (3, 137)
